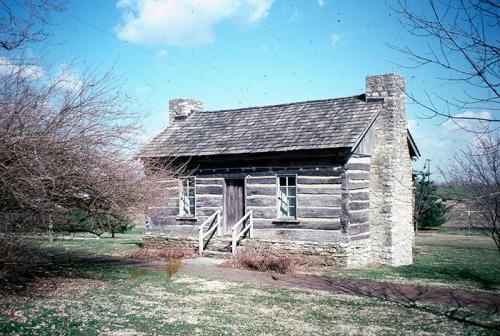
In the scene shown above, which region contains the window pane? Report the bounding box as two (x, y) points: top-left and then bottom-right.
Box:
(280, 187), (287, 196)
(279, 205), (288, 217)
(180, 177), (195, 216)
(182, 195), (189, 212)
(181, 194), (189, 207)
(183, 200), (190, 215)
(277, 175), (298, 217)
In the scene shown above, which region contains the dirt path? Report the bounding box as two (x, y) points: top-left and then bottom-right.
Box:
(147, 259), (500, 311)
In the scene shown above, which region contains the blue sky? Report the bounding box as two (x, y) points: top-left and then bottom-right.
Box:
(7, 0), (497, 173)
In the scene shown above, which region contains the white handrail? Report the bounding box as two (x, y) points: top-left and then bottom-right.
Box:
(198, 210), (222, 254)
(231, 210), (253, 255)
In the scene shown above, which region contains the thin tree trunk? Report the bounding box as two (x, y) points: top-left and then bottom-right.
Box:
(48, 215), (54, 244)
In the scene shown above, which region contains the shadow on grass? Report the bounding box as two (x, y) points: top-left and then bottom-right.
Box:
(280, 276), (500, 332)
(392, 263), (500, 291)
(315, 277), (500, 332)
(0, 242), (153, 295)
(121, 242), (144, 248)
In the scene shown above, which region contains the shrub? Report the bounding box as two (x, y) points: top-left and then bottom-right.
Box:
(0, 237), (46, 292)
(164, 260), (183, 277)
(229, 246), (297, 274)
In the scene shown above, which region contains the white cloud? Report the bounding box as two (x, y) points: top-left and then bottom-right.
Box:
(408, 119), (448, 149)
(53, 64), (82, 92)
(317, 0), (325, 6)
(330, 33), (340, 47)
(240, 0), (273, 23)
(442, 111), (492, 133)
(409, 113), (497, 173)
(115, 0), (274, 47)
(0, 56), (44, 80)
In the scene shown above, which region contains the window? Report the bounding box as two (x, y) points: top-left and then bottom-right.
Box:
(180, 177), (195, 216)
(278, 175), (297, 218)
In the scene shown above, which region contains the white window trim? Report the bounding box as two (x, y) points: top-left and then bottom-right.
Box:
(276, 174), (298, 219)
(179, 176), (196, 217)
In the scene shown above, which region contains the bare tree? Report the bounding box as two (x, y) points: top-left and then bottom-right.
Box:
(0, 0), (65, 51)
(390, 0), (499, 129)
(0, 59), (175, 235)
(442, 136), (500, 253)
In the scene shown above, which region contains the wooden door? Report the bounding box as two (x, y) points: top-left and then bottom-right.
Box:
(224, 178), (245, 234)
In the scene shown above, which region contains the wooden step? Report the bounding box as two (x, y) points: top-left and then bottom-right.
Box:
(203, 236), (232, 253)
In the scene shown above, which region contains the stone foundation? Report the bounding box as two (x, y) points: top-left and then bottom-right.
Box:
(143, 235), (198, 251)
(242, 239), (349, 266)
(142, 234), (373, 268)
(242, 238), (372, 267)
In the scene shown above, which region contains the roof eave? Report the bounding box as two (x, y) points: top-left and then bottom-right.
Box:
(350, 107), (382, 154)
(407, 129), (421, 159)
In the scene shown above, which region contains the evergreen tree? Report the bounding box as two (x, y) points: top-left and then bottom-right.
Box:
(414, 161), (447, 229)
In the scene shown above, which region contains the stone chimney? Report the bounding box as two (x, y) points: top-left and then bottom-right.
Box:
(365, 73), (414, 266)
(169, 98), (203, 125)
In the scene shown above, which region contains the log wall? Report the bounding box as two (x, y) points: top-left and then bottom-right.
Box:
(343, 156), (371, 240)
(245, 168), (345, 232)
(146, 161), (371, 246)
(146, 177), (224, 235)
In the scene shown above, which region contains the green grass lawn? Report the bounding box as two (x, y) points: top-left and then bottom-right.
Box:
(323, 232), (500, 291)
(0, 230), (499, 335)
(47, 230), (144, 255)
(1, 262), (497, 335)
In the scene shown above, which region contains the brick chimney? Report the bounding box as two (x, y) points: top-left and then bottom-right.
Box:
(365, 73), (414, 266)
(169, 98), (203, 125)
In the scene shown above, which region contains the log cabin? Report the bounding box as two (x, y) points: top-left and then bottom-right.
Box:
(139, 73), (420, 267)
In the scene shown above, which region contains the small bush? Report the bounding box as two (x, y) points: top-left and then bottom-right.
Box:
(124, 247), (196, 262)
(164, 260), (183, 277)
(229, 246), (298, 274)
(0, 237), (46, 291)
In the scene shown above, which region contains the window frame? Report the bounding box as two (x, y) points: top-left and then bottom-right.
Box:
(179, 176), (196, 217)
(276, 174), (298, 219)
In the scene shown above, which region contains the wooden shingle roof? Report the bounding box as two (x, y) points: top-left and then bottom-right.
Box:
(139, 94), (383, 158)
